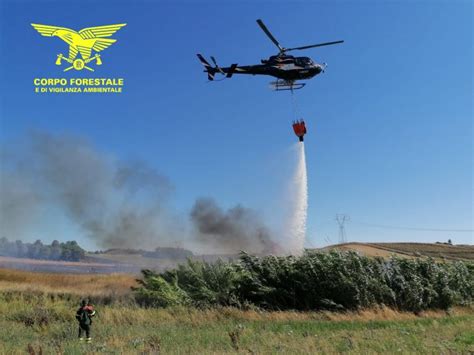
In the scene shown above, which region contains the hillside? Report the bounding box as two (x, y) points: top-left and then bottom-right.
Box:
(321, 242), (474, 261)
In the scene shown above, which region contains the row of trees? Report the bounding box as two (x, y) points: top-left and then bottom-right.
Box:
(0, 238), (85, 261)
(134, 250), (473, 312)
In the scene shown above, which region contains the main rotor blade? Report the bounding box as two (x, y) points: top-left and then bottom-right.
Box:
(256, 19), (284, 52)
(286, 40), (344, 51)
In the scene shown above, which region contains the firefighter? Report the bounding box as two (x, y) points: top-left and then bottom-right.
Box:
(76, 299), (96, 342)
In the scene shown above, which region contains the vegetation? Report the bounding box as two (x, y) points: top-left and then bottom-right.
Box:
(0, 267), (473, 353)
(0, 293), (473, 354)
(135, 251), (473, 312)
(0, 268), (135, 302)
(0, 238), (86, 261)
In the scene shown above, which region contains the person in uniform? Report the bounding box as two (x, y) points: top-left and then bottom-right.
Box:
(76, 299), (96, 342)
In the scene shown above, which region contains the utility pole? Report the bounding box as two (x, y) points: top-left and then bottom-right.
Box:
(336, 214), (350, 244)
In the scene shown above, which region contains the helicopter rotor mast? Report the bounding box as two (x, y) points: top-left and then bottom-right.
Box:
(256, 18), (344, 55)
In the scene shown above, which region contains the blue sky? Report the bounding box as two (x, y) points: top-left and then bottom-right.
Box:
(0, 0), (472, 249)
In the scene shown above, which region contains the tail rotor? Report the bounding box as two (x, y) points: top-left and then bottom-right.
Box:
(210, 56), (225, 75)
(197, 54), (217, 81)
(197, 54), (237, 81)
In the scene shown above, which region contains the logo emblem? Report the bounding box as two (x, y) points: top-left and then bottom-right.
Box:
(31, 23), (126, 71)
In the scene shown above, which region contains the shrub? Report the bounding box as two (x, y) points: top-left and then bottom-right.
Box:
(134, 251), (473, 311)
(133, 269), (189, 307)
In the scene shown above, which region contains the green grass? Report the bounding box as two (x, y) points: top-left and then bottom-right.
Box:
(1, 294), (473, 354)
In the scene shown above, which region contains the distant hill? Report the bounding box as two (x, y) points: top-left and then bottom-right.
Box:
(320, 242), (474, 261)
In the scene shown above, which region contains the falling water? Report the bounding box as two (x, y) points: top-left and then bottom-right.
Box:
(286, 142), (308, 255)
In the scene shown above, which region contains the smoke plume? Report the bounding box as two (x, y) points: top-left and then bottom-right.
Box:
(1, 131), (174, 249)
(190, 198), (279, 254)
(1, 131), (278, 254)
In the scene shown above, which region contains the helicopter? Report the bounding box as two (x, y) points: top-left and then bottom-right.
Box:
(197, 19), (343, 91)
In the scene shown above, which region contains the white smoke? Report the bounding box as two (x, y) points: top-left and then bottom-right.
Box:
(285, 142), (308, 255)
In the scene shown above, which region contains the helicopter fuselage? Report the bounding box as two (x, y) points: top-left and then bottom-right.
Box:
(216, 55), (324, 81)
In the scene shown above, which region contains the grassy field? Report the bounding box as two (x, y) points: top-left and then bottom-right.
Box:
(1, 268), (473, 354)
(1, 296), (473, 354)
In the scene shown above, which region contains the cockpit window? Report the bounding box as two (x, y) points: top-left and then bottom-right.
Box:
(296, 57), (313, 66)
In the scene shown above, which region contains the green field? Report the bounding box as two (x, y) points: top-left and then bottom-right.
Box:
(1, 293), (473, 354)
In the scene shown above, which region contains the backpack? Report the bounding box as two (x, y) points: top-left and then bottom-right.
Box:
(78, 307), (91, 325)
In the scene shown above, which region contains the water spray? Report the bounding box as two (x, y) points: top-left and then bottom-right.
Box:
(286, 142), (308, 255)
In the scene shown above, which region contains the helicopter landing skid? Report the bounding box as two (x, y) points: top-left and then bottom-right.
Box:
(269, 80), (306, 91)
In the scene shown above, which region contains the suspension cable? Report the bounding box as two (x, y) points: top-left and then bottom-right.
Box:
(290, 90), (302, 120)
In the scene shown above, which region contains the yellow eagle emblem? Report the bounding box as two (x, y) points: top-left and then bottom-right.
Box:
(31, 23), (127, 71)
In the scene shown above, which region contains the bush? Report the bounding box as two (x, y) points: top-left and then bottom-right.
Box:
(134, 269), (189, 307)
(134, 251), (473, 311)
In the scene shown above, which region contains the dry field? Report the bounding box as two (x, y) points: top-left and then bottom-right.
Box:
(322, 242), (474, 261)
(0, 267), (136, 299)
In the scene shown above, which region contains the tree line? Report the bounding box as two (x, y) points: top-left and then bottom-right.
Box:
(0, 238), (85, 261)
